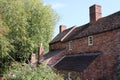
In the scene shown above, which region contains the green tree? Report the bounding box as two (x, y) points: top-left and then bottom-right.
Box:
(0, 0), (59, 62)
(0, 15), (13, 74)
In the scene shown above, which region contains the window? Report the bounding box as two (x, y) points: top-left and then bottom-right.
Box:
(88, 36), (93, 45)
(69, 41), (72, 50)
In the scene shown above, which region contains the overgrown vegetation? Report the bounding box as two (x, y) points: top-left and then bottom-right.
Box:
(0, 0), (59, 62)
(3, 62), (63, 80)
(116, 75), (120, 80)
(0, 0), (60, 79)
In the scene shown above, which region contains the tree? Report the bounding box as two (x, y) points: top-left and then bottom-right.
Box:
(0, 15), (13, 74)
(0, 0), (59, 61)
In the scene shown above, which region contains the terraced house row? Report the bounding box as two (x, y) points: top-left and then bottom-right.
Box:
(43, 4), (120, 80)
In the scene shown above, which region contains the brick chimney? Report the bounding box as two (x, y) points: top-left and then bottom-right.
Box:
(89, 4), (102, 23)
(59, 25), (67, 33)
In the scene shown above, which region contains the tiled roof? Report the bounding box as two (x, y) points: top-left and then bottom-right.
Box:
(50, 27), (74, 44)
(73, 11), (120, 39)
(54, 52), (101, 72)
(63, 23), (90, 42)
(44, 49), (65, 60)
(50, 11), (120, 43)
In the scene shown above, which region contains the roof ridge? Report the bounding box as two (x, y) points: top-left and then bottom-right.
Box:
(104, 10), (120, 18)
(50, 11), (120, 44)
(61, 26), (76, 41)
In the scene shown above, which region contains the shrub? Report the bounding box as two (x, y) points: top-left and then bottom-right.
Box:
(3, 62), (63, 80)
(116, 75), (120, 80)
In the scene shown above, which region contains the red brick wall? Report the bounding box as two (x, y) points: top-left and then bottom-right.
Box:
(49, 29), (120, 80)
(50, 42), (62, 50)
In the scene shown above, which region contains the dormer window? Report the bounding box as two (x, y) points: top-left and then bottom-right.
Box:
(69, 41), (72, 50)
(88, 36), (93, 46)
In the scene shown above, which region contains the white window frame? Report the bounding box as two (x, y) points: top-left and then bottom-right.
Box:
(69, 41), (72, 50)
(88, 36), (93, 46)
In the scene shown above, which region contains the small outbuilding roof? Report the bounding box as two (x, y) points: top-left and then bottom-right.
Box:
(44, 49), (65, 60)
(54, 52), (101, 72)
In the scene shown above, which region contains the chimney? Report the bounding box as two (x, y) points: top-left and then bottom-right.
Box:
(59, 25), (67, 33)
(89, 4), (102, 23)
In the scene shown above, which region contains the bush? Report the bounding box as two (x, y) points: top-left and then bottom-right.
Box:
(116, 75), (120, 80)
(76, 77), (81, 80)
(3, 62), (63, 80)
(97, 76), (107, 80)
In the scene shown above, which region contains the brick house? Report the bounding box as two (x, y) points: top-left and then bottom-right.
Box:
(43, 4), (120, 80)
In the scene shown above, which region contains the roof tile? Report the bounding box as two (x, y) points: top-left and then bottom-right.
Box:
(50, 11), (120, 43)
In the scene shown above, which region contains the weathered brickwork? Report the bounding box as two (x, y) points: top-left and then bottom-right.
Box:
(48, 29), (120, 80)
(45, 4), (120, 80)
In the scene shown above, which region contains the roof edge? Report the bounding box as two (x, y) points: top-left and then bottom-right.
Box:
(61, 26), (76, 41)
(51, 55), (66, 67)
(52, 51), (101, 67)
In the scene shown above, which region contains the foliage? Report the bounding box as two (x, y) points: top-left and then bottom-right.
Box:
(76, 77), (81, 80)
(97, 76), (107, 80)
(3, 62), (63, 80)
(0, 0), (59, 62)
(0, 15), (12, 74)
(0, 15), (9, 58)
(116, 75), (120, 80)
(0, 0), (60, 79)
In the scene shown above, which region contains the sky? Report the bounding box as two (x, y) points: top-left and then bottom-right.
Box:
(43, 0), (120, 38)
